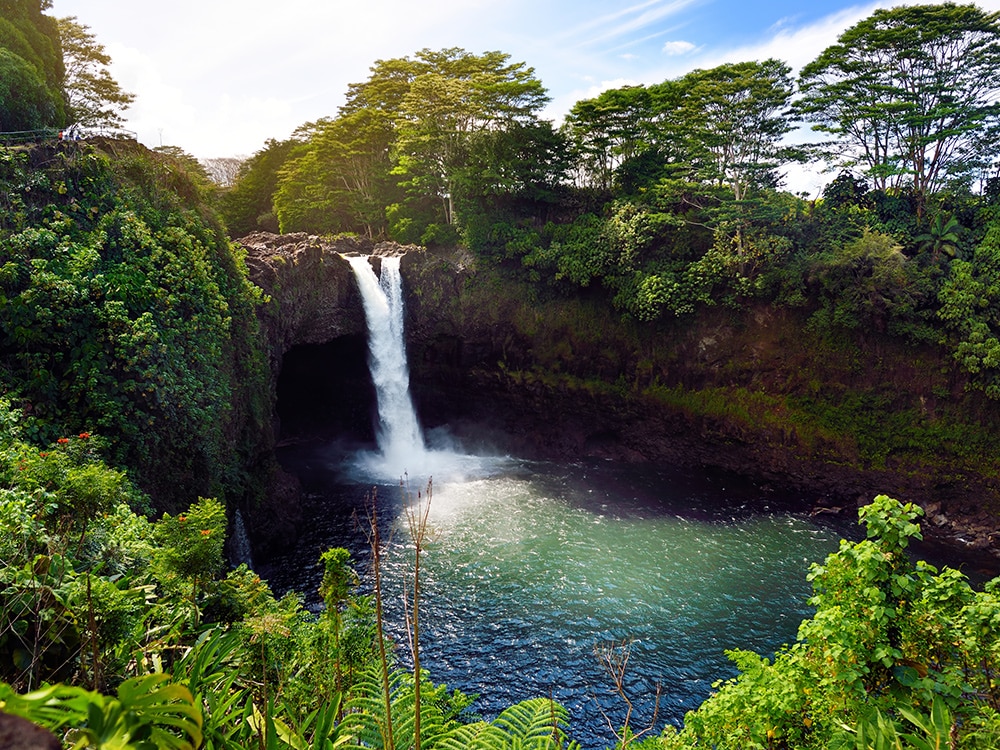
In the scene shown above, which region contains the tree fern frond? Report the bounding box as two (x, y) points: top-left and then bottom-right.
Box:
(435, 721), (507, 749)
(434, 698), (580, 750)
(336, 665), (461, 750)
(493, 698), (571, 741)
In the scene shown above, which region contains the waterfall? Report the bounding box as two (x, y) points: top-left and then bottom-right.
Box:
(347, 255), (426, 476)
(230, 509), (254, 569)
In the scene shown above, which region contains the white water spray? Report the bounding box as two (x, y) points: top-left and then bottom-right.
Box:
(347, 255), (427, 476)
(346, 254), (511, 483)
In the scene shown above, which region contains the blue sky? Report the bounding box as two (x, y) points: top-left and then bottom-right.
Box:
(51, 1), (1000, 194)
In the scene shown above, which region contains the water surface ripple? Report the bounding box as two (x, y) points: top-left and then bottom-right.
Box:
(260, 448), (848, 749)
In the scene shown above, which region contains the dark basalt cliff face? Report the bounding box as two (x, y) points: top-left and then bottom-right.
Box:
(242, 233), (1000, 558)
(238, 232), (417, 553)
(240, 231), (367, 366)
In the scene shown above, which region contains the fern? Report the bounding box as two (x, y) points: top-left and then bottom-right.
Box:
(171, 628), (252, 749)
(439, 698), (581, 750)
(335, 665), (456, 750)
(0, 673), (203, 749)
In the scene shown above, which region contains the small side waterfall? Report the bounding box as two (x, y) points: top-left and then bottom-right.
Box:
(230, 509), (254, 569)
(347, 255), (426, 476)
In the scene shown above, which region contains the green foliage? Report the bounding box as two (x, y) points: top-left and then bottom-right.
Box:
(0, 142), (269, 508)
(645, 496), (1000, 749)
(831, 696), (955, 750)
(797, 2), (1000, 201)
(439, 698), (581, 750)
(937, 220), (1000, 396)
(914, 214), (961, 262)
(671, 59), (799, 200)
(153, 497), (226, 585)
(3, 391), (1000, 750)
(385, 47), (550, 232)
(0, 674), (203, 750)
(562, 60), (798, 199)
(563, 85), (657, 192)
(336, 666), (461, 749)
(271, 47), (561, 242)
(0, 46), (60, 130)
(220, 138), (296, 236)
(0, 0), (64, 131)
(274, 111), (396, 237)
(806, 229), (910, 331)
(319, 547), (357, 612)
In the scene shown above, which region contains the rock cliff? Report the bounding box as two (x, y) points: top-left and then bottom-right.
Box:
(242, 233), (1000, 558)
(237, 232), (420, 553)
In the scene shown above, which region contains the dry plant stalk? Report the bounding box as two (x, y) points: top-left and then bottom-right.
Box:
(594, 638), (661, 748)
(402, 476), (433, 750)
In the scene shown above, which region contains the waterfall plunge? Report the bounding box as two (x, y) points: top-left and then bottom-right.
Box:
(347, 255), (427, 478)
(346, 254), (509, 484)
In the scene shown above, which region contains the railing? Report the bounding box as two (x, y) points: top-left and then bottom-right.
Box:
(0, 128), (60, 144)
(0, 126), (138, 145)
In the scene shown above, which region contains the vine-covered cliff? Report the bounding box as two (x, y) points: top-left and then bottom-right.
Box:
(402, 250), (1000, 553)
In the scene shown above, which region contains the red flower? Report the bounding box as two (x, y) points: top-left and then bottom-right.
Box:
(200, 529), (212, 536)
(78, 432), (90, 439)
(39, 452), (48, 458)
(178, 515), (187, 522)
(57, 437), (69, 444)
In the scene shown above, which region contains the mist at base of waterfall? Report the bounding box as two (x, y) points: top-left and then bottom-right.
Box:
(340, 423), (517, 485)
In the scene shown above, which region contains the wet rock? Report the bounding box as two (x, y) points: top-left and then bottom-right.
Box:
(0, 713), (60, 750)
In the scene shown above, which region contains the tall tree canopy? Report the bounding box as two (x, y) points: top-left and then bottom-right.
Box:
(275, 47), (553, 242)
(797, 2), (1000, 203)
(57, 16), (134, 128)
(562, 60), (797, 199)
(220, 138), (296, 236)
(673, 59), (797, 200)
(274, 109), (396, 238)
(562, 85), (656, 191)
(385, 47), (550, 229)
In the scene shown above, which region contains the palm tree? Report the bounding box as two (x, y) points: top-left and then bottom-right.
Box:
(914, 213), (960, 262)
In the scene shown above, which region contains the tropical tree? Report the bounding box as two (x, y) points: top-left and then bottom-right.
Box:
(797, 3), (1000, 208)
(356, 48), (549, 233)
(673, 59), (798, 201)
(562, 85), (657, 191)
(0, 47), (58, 130)
(278, 48), (551, 243)
(914, 212), (960, 261)
(274, 109), (396, 237)
(57, 16), (134, 129)
(220, 137), (295, 236)
(561, 61), (797, 202)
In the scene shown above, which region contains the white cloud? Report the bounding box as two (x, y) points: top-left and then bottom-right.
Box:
(662, 40), (696, 55)
(559, 0), (701, 47)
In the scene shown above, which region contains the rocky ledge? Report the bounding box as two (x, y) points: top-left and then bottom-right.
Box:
(240, 233), (1000, 562)
(239, 232), (421, 373)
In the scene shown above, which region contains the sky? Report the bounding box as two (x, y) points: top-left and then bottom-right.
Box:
(51, 0), (1000, 196)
